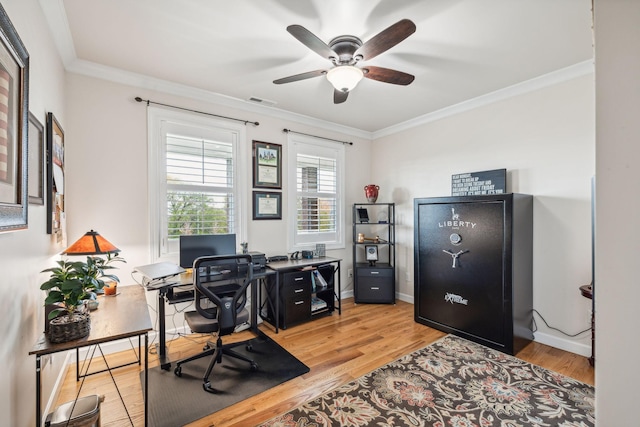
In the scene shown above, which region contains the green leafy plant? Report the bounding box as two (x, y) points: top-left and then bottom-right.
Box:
(40, 252), (126, 320)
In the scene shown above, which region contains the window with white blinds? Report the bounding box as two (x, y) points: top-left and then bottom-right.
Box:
(148, 107), (246, 260)
(288, 134), (345, 250)
(166, 134), (235, 236)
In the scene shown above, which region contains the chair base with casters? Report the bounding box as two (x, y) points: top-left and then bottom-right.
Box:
(173, 307), (259, 393)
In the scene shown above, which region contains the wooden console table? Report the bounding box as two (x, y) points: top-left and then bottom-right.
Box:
(30, 285), (152, 426)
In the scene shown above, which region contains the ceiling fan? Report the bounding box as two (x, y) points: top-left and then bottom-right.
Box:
(273, 19), (416, 104)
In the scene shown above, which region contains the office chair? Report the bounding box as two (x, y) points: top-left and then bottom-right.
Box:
(173, 254), (258, 393)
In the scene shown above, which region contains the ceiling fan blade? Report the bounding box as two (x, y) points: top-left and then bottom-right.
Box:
(334, 89), (348, 104)
(287, 25), (337, 61)
(363, 66), (414, 85)
(355, 19), (416, 61)
(273, 69), (327, 84)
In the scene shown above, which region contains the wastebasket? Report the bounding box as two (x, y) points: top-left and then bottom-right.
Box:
(45, 395), (103, 427)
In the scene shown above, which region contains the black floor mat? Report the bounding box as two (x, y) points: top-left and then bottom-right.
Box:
(140, 334), (309, 427)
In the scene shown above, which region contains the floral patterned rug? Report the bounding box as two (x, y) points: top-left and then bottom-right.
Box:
(259, 335), (594, 427)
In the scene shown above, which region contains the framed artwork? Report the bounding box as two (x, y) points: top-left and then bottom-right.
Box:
(0, 4), (29, 232)
(253, 191), (282, 220)
(365, 245), (378, 266)
(28, 112), (44, 205)
(46, 112), (64, 241)
(252, 140), (282, 189)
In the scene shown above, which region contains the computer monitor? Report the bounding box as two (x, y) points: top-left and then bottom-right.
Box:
(179, 234), (237, 268)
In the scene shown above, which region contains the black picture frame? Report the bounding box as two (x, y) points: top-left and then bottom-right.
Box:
(46, 112), (64, 241)
(252, 140), (282, 189)
(0, 4), (29, 232)
(357, 208), (369, 223)
(253, 191), (282, 220)
(28, 112), (44, 205)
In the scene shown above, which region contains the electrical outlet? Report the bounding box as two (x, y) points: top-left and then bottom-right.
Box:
(347, 268), (353, 278)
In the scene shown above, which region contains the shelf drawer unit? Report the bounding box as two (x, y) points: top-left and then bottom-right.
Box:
(352, 202), (396, 304)
(355, 265), (394, 303)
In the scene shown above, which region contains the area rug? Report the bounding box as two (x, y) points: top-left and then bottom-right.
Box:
(259, 335), (594, 427)
(141, 333), (309, 427)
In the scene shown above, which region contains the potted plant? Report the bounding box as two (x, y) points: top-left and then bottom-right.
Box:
(40, 252), (125, 343)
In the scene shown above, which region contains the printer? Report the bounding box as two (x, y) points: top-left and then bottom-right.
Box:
(248, 251), (267, 269)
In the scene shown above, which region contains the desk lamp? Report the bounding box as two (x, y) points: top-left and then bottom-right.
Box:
(62, 229), (119, 255)
(62, 230), (121, 295)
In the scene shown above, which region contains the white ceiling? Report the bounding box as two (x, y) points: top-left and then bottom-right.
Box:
(42, 0), (594, 134)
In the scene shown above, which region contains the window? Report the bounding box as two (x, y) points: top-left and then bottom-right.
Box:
(287, 133), (345, 250)
(148, 107), (247, 260)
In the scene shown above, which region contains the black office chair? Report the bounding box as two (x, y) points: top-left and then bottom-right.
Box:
(173, 254), (258, 393)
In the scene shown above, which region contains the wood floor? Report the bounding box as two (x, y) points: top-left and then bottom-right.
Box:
(54, 298), (594, 426)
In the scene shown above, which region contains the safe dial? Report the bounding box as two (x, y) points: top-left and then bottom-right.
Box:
(450, 233), (462, 245)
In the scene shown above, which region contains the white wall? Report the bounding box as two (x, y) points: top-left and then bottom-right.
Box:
(594, 1), (640, 424)
(0, 0), (69, 426)
(372, 74), (595, 356)
(64, 72), (371, 335)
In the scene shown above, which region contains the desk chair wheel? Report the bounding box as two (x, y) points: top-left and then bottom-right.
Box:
(246, 344), (253, 352)
(174, 366), (182, 377)
(251, 362), (259, 371)
(203, 381), (216, 393)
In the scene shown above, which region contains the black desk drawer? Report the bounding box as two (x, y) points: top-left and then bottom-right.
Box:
(280, 270), (312, 328)
(356, 267), (394, 303)
(282, 270), (311, 287)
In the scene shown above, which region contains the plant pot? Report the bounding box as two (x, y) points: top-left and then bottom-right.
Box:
(48, 313), (91, 343)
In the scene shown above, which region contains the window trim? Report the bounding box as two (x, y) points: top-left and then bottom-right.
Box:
(148, 106), (248, 262)
(287, 133), (345, 252)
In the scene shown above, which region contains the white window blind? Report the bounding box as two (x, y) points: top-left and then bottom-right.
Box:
(148, 107), (246, 260)
(296, 154), (337, 234)
(288, 134), (345, 250)
(166, 134), (235, 236)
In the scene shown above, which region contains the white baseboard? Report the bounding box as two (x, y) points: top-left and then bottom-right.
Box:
(340, 289), (354, 300)
(533, 331), (592, 357)
(397, 292), (413, 304)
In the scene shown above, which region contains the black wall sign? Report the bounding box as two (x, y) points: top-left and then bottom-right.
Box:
(451, 169), (506, 196)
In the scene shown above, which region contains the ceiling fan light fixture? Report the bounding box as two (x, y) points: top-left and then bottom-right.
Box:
(326, 66), (363, 92)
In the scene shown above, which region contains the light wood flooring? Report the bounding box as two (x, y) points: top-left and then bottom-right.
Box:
(54, 298), (594, 426)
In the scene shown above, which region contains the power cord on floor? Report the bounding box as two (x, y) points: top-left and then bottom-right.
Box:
(533, 309), (591, 337)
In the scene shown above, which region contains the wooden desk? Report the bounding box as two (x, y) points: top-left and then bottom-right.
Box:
(30, 285), (153, 426)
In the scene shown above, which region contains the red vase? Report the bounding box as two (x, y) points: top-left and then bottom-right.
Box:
(364, 185), (379, 203)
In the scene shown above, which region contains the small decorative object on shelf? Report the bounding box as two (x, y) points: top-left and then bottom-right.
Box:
(364, 184), (379, 203)
(365, 245), (378, 266)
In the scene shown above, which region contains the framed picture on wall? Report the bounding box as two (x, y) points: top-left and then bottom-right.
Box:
(28, 112), (44, 205)
(252, 140), (282, 189)
(0, 3), (29, 232)
(46, 112), (64, 241)
(253, 191), (282, 220)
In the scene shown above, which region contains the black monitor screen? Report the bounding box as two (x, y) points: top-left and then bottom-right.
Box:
(179, 234), (237, 268)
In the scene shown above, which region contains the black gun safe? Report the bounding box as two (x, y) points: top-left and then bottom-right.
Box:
(414, 194), (533, 355)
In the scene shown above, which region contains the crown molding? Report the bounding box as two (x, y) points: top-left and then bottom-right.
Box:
(39, 0), (76, 65)
(41, 0), (593, 142)
(372, 60), (594, 139)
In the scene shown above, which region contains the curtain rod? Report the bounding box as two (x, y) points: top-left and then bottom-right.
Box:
(283, 128), (353, 145)
(135, 97), (260, 126)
